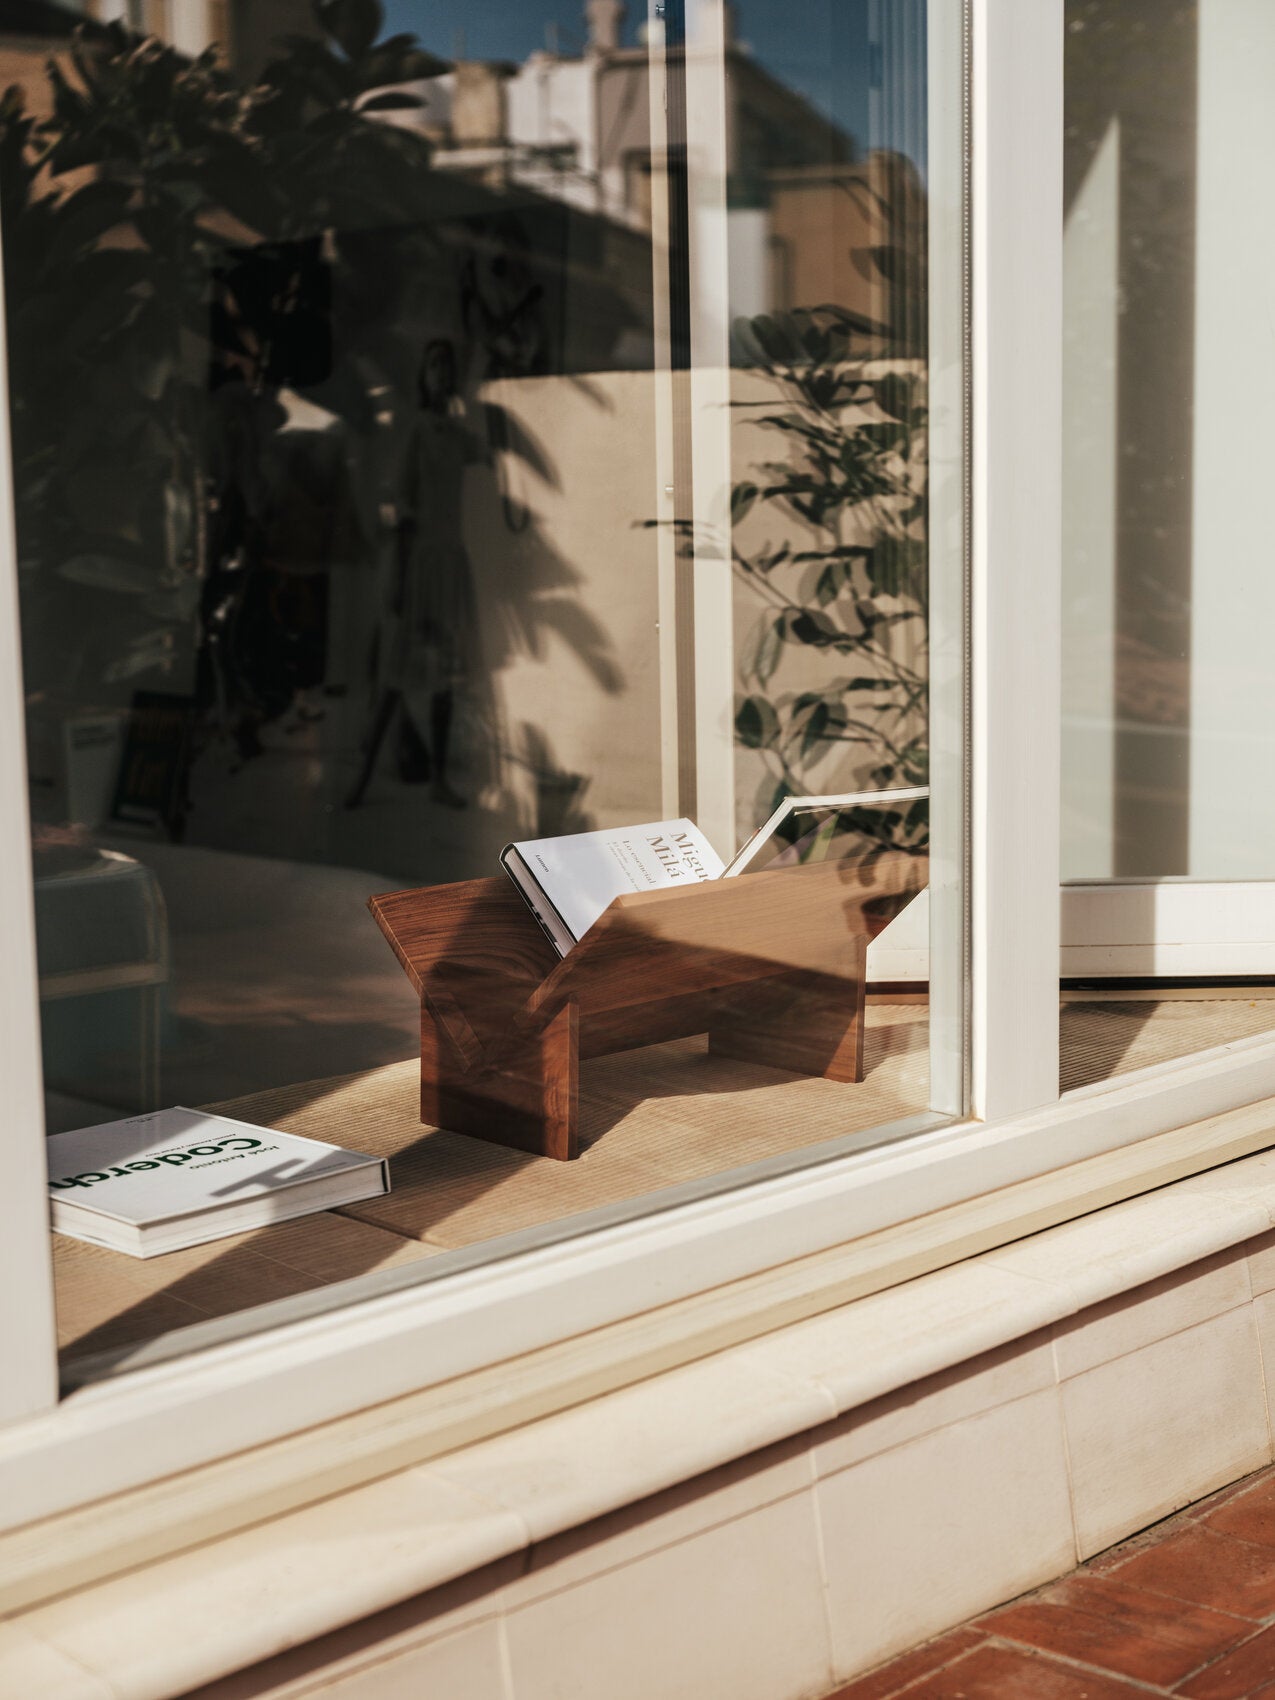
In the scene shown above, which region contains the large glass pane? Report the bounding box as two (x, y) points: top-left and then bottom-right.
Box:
(680, 0), (965, 1110)
(3, 0), (964, 1377)
(1061, 0), (1275, 1087)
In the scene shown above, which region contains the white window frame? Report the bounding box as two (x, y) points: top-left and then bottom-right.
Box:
(5, 0), (1275, 1531)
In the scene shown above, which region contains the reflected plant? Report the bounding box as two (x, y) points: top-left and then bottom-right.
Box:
(0, 0), (445, 697)
(659, 303), (929, 850)
(731, 305), (928, 809)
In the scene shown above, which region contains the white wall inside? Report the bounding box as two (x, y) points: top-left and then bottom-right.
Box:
(1061, 118), (1119, 881)
(1187, 0), (1275, 876)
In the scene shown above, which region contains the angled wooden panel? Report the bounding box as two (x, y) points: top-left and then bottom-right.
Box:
(370, 853), (927, 1159)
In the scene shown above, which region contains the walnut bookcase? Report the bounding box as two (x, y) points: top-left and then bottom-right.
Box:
(369, 853), (927, 1161)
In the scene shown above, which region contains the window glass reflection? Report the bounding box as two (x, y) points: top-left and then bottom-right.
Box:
(2, 0), (951, 1371)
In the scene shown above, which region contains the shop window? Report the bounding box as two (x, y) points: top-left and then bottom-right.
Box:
(2, 0), (965, 1381)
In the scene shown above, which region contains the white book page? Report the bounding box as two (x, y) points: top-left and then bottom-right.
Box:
(509, 818), (724, 943)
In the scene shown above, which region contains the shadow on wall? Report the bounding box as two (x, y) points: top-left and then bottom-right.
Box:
(4, 14), (643, 895)
(1063, 0), (1198, 876)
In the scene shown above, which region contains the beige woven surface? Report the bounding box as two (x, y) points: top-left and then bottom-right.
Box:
(1060, 997), (1275, 1093)
(54, 996), (1275, 1364)
(212, 1006), (931, 1249)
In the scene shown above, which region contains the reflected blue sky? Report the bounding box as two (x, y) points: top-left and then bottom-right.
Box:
(383, 0), (926, 165)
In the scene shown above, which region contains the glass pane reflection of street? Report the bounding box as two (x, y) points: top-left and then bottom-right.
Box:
(1, 0), (945, 1369)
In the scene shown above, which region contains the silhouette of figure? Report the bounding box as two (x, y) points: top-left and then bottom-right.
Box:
(346, 337), (482, 809)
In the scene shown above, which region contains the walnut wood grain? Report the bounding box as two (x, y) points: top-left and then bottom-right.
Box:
(370, 851), (927, 1160)
(708, 956), (868, 1082)
(421, 999), (579, 1159)
(524, 856), (926, 1028)
(369, 880), (556, 1001)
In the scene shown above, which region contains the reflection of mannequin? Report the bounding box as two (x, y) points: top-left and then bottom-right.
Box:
(345, 338), (481, 809)
(460, 220), (546, 533)
(205, 382), (362, 764)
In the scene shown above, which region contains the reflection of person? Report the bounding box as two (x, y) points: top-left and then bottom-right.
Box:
(346, 337), (483, 809)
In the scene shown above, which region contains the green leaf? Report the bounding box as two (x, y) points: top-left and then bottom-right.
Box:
(871, 373), (916, 421)
(359, 37), (451, 85)
(735, 695), (780, 750)
(800, 701), (830, 758)
(754, 618), (784, 684)
(788, 609), (842, 647)
(730, 481), (758, 525)
(358, 91), (423, 112)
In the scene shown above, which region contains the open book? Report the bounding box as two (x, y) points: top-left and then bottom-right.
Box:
(500, 787), (927, 956)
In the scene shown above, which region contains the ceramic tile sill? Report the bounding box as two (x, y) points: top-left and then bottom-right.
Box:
(8, 1145), (1275, 1700)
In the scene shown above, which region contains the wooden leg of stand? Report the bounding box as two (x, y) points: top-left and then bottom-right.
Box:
(421, 1000), (580, 1159)
(707, 947), (867, 1082)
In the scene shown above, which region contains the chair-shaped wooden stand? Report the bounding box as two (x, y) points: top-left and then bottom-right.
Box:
(369, 852), (927, 1161)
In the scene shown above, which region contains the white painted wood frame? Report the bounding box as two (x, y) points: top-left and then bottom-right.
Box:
(0, 259), (58, 1426)
(645, 1), (685, 821)
(925, 0), (969, 1118)
(682, 0), (737, 858)
(970, 0), (1063, 1120)
(1062, 883), (1275, 985)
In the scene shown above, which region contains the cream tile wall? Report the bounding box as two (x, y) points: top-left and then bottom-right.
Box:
(185, 1224), (1275, 1700)
(815, 1390), (1075, 1680)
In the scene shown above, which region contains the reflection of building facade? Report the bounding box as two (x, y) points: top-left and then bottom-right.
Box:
(392, 0), (846, 230)
(83, 0), (318, 76)
(379, 0), (921, 346)
(51, 0), (923, 345)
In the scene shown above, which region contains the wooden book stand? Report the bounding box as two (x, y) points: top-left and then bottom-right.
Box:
(369, 851), (927, 1161)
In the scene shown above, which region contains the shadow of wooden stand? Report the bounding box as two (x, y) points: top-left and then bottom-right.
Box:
(370, 854), (927, 1161)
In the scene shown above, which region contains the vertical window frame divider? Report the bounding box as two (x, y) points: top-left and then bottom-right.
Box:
(681, 0), (737, 856)
(0, 213), (59, 1425)
(968, 0), (1064, 1121)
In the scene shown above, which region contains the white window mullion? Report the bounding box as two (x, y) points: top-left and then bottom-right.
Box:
(970, 0), (1063, 1120)
(0, 219), (58, 1423)
(683, 0), (736, 858)
(926, 0), (970, 1119)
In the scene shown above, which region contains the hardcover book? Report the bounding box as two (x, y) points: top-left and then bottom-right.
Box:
(46, 1107), (389, 1258)
(499, 789), (929, 957)
(500, 818), (725, 956)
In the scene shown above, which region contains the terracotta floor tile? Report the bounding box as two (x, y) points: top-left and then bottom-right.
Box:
(1177, 1622), (1275, 1700)
(1187, 1473), (1272, 1521)
(1105, 1525), (1275, 1620)
(1087, 1521), (1184, 1575)
(825, 1630), (984, 1700)
(976, 1575), (1247, 1688)
(1203, 1477), (1275, 1550)
(900, 1643), (1152, 1699)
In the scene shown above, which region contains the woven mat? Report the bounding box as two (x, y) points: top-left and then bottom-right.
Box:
(56, 997), (1275, 1362)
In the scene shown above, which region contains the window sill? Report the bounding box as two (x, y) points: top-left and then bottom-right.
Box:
(4, 1087), (1275, 1697)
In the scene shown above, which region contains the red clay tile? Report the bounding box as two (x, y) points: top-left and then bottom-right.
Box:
(1203, 1476), (1275, 1550)
(1086, 1520), (1183, 1575)
(975, 1574), (1247, 1687)
(898, 1643), (1152, 1699)
(1177, 1622), (1275, 1700)
(824, 1630), (984, 1700)
(1187, 1473), (1271, 1521)
(1104, 1525), (1275, 1620)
